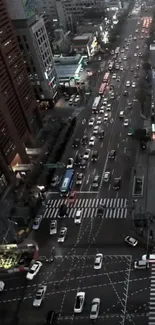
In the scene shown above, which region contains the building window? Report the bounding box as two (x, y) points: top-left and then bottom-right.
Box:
(23, 35), (27, 42)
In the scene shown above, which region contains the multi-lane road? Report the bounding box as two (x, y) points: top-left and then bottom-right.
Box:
(0, 2), (153, 325)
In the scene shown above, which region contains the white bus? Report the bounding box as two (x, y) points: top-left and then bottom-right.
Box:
(92, 96), (101, 113)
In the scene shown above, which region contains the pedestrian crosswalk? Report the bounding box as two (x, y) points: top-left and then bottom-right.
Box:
(149, 262), (155, 325)
(43, 198), (128, 219)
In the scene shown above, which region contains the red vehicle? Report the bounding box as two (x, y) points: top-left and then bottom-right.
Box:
(103, 72), (110, 83)
(68, 191), (76, 203)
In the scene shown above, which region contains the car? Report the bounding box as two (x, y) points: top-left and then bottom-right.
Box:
(112, 73), (117, 79)
(104, 113), (108, 121)
(126, 81), (131, 87)
(115, 64), (119, 70)
(120, 66), (123, 70)
(50, 220), (57, 235)
(140, 35), (143, 39)
(32, 215), (42, 230)
(136, 64), (140, 70)
(99, 108), (104, 114)
(125, 46), (129, 50)
(123, 90), (128, 96)
(81, 135), (88, 145)
(45, 310), (58, 325)
(90, 298), (100, 320)
(110, 92), (115, 99)
(134, 260), (149, 269)
(132, 82), (136, 88)
(0, 281), (5, 292)
(83, 148), (91, 159)
(113, 177), (121, 190)
(26, 261), (42, 280)
(127, 102), (132, 109)
(69, 191), (76, 202)
(97, 204), (105, 216)
(94, 253), (103, 270)
(118, 58), (121, 63)
(80, 159), (86, 169)
(133, 36), (137, 40)
(93, 126), (99, 135)
(88, 117), (95, 126)
(106, 104), (111, 111)
(119, 111), (124, 118)
(74, 292), (85, 313)
(142, 254), (155, 261)
(125, 236), (138, 247)
(121, 49), (124, 53)
(51, 175), (59, 187)
(89, 136), (95, 146)
(103, 171), (111, 182)
(76, 173), (83, 185)
(58, 203), (67, 218)
(124, 119), (129, 126)
(67, 158), (74, 169)
(58, 227), (67, 243)
(134, 53), (137, 57)
(116, 77), (121, 82)
(91, 150), (98, 162)
(130, 67), (134, 72)
(135, 29), (138, 33)
(109, 150), (116, 159)
(123, 56), (127, 60)
(140, 141), (146, 150)
(102, 97), (108, 105)
(33, 285), (47, 307)
(96, 116), (102, 124)
(92, 175), (100, 188)
(74, 153), (82, 165)
(72, 138), (80, 148)
(74, 209), (82, 224)
(99, 129), (105, 139)
(138, 52), (142, 57)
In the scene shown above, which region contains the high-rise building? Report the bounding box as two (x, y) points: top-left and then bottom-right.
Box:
(0, 0), (41, 193)
(7, 0), (59, 108)
(36, 0), (58, 21)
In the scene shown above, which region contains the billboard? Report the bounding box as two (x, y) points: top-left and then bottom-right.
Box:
(22, 0), (37, 19)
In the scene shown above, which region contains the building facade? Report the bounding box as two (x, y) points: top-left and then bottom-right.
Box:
(0, 0), (41, 192)
(7, 0), (59, 108)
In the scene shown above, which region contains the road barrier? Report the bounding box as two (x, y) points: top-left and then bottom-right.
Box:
(132, 176), (144, 197)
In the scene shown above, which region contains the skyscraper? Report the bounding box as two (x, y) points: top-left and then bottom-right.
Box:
(7, 0), (59, 109)
(0, 0), (41, 193)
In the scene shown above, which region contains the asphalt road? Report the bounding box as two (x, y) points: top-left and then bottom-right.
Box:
(0, 1), (152, 325)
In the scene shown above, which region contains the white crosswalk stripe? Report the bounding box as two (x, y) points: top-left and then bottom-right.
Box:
(149, 262), (155, 325)
(43, 198), (128, 219)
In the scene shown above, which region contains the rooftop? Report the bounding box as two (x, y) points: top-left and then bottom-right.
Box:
(73, 33), (92, 41)
(56, 64), (79, 80)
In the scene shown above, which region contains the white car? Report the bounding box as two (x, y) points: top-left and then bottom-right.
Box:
(58, 227), (67, 243)
(74, 209), (82, 224)
(142, 254), (155, 261)
(102, 98), (108, 105)
(104, 113), (108, 121)
(134, 53), (138, 57)
(136, 45), (139, 49)
(103, 171), (111, 182)
(67, 158), (74, 169)
(0, 281), (5, 291)
(74, 292), (85, 313)
(126, 81), (130, 87)
(97, 117), (102, 124)
(93, 126), (99, 135)
(123, 56), (127, 60)
(119, 111), (124, 118)
(106, 104), (111, 111)
(99, 108), (104, 114)
(94, 253), (103, 269)
(32, 215), (42, 230)
(134, 260), (149, 269)
(90, 298), (100, 320)
(120, 66), (123, 70)
(50, 220), (57, 235)
(121, 49), (124, 53)
(112, 74), (116, 79)
(125, 236), (138, 247)
(26, 261), (42, 280)
(89, 136), (95, 146)
(124, 119), (129, 126)
(132, 82), (136, 88)
(83, 148), (91, 159)
(88, 117), (95, 126)
(33, 285), (47, 307)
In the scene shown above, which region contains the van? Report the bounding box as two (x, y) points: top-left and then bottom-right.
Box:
(134, 260), (149, 269)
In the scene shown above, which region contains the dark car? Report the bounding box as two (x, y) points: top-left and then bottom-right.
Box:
(80, 159), (86, 169)
(72, 138), (80, 148)
(51, 175), (59, 187)
(134, 73), (138, 78)
(45, 310), (58, 325)
(97, 204), (105, 216)
(91, 150), (98, 162)
(140, 141), (146, 150)
(99, 129), (105, 139)
(123, 90), (128, 96)
(74, 153), (82, 165)
(113, 177), (121, 190)
(81, 135), (88, 145)
(127, 102), (132, 109)
(130, 67), (134, 72)
(59, 204), (67, 217)
(108, 150), (116, 159)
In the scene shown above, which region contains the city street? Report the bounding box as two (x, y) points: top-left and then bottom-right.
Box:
(0, 1), (152, 325)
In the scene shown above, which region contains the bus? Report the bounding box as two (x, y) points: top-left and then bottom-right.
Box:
(99, 83), (107, 95)
(60, 169), (75, 196)
(92, 96), (101, 113)
(115, 47), (120, 55)
(103, 72), (110, 83)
